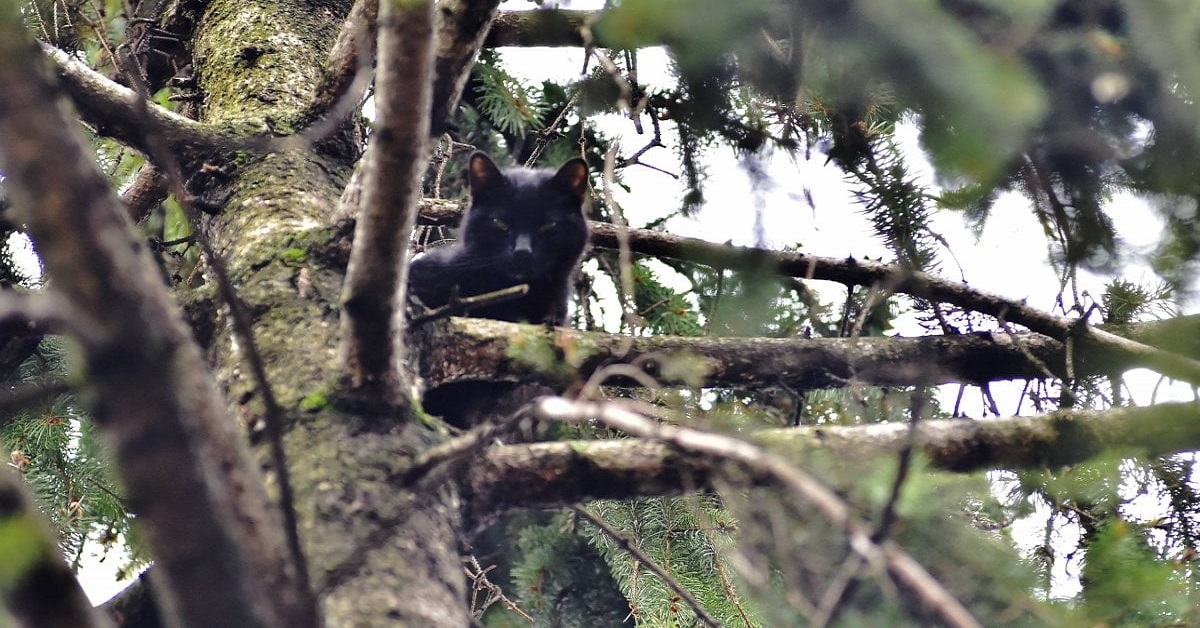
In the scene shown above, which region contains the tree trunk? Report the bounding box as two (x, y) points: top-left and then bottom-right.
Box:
(189, 0), (471, 622)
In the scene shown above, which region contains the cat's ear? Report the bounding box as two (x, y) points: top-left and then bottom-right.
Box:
(553, 158), (589, 200)
(468, 152), (505, 197)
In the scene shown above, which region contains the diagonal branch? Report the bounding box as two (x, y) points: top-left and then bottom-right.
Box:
(0, 16), (306, 628)
(42, 43), (234, 162)
(338, 0), (436, 400)
(533, 397), (982, 628)
(429, 0), (503, 134)
(301, 0), (378, 128)
(573, 505), (721, 628)
(303, 0), (499, 137)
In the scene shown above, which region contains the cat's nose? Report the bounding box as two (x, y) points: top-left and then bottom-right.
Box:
(513, 233), (533, 259)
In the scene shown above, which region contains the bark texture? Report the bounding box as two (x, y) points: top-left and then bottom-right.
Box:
(413, 316), (1200, 394)
(188, 0), (469, 623)
(466, 401), (1200, 517)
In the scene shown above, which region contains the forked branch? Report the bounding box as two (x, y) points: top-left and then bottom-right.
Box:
(338, 0), (436, 400)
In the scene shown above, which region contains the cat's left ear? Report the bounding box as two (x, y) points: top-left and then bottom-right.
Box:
(553, 158), (589, 200)
(468, 152), (506, 197)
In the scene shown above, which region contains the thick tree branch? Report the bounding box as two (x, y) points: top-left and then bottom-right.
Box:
(100, 570), (161, 628)
(413, 203), (1200, 386)
(120, 163), (169, 224)
(41, 43), (232, 163)
(484, 9), (593, 48)
(303, 0), (499, 137)
(0, 17), (305, 628)
(430, 0), (503, 133)
(413, 315), (1198, 394)
(465, 401), (1200, 517)
(302, 0), (377, 128)
(338, 0), (436, 399)
(586, 223), (1200, 384)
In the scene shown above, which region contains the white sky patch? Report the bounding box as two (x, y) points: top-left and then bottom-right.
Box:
(76, 541), (136, 604)
(6, 232), (42, 283)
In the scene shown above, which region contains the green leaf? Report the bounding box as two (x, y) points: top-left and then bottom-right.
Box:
(596, 0), (773, 72)
(0, 512), (51, 589)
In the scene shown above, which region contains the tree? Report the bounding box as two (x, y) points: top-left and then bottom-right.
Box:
(1, 0), (1199, 626)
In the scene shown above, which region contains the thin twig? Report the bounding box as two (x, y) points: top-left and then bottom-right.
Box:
(815, 390), (928, 627)
(407, 284), (530, 327)
(810, 555), (866, 628)
(601, 146), (638, 330)
(577, 363), (660, 400)
(572, 505), (721, 628)
(526, 90), (582, 167)
(998, 318), (1075, 407)
(400, 407), (528, 486)
(875, 391), (927, 543)
(580, 25), (632, 119)
(464, 554), (533, 622)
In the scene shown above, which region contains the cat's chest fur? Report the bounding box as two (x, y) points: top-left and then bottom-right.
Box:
(407, 152), (589, 325)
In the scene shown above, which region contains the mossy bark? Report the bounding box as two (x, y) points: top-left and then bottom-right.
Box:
(189, 0), (469, 623)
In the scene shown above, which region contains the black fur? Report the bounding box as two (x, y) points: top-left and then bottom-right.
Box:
(408, 152), (589, 324)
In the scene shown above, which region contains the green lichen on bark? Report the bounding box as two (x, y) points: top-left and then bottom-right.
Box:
(501, 325), (602, 382)
(193, 0), (349, 130)
(179, 0), (475, 618)
(211, 152), (346, 275)
(201, 151), (348, 416)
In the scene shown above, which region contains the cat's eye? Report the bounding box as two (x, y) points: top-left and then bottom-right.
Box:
(539, 220), (558, 233)
(491, 218), (509, 231)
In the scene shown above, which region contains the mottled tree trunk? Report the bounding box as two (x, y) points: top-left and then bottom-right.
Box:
(187, 0), (469, 622)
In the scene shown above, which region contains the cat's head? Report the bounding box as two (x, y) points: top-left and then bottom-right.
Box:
(460, 152), (590, 281)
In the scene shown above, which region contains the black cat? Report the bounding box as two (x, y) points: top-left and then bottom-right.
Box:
(408, 152), (590, 325)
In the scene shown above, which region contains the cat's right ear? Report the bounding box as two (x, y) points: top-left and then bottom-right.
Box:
(468, 152), (505, 197)
(553, 158), (590, 200)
